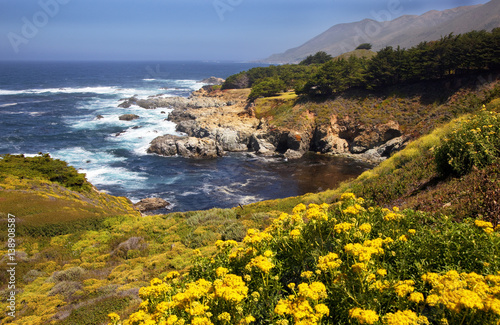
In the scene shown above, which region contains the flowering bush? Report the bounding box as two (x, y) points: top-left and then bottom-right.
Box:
(435, 109), (500, 176)
(112, 193), (500, 325)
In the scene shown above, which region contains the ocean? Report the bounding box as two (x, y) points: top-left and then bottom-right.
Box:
(0, 61), (372, 211)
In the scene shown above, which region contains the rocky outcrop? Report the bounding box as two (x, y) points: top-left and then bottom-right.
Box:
(310, 116), (404, 159)
(119, 114), (140, 121)
(135, 88), (406, 162)
(148, 134), (223, 158)
(200, 77), (225, 85)
(119, 95), (230, 110)
(133, 198), (170, 212)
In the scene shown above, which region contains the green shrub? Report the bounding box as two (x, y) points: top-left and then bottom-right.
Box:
(0, 153), (92, 192)
(435, 110), (500, 176)
(50, 266), (85, 282)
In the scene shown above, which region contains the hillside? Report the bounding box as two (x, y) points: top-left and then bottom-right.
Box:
(1, 74), (500, 324)
(115, 101), (500, 324)
(264, 1), (500, 63)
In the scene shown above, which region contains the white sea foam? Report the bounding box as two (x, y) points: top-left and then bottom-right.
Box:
(0, 103), (18, 107)
(51, 147), (148, 189)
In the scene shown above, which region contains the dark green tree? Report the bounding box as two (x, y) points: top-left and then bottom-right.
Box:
(355, 43), (372, 50)
(299, 51), (333, 65)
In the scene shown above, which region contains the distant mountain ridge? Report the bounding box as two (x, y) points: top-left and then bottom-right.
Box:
(264, 0), (500, 63)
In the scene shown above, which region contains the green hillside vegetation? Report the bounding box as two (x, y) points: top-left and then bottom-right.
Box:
(223, 29), (500, 101)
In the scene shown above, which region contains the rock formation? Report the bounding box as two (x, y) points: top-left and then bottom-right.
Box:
(125, 88), (407, 162)
(119, 114), (140, 121)
(133, 198), (170, 212)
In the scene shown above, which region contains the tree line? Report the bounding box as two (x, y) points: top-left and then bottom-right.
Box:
(222, 29), (500, 99)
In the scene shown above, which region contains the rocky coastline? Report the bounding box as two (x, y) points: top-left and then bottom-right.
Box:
(119, 83), (408, 162)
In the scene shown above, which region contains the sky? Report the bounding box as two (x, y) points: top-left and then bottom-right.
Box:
(0, 0), (490, 62)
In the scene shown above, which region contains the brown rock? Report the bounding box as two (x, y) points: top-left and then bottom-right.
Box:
(133, 198), (170, 212)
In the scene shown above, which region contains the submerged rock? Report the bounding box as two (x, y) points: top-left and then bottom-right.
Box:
(119, 114), (140, 121)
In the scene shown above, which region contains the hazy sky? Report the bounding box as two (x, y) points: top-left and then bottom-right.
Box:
(0, 0), (489, 61)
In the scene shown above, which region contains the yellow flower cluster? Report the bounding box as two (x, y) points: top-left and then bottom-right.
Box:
(334, 222), (355, 234)
(274, 282), (329, 325)
(306, 203), (329, 221)
(290, 228), (301, 239)
(317, 252), (342, 271)
(298, 282), (327, 300)
(383, 212), (405, 221)
(215, 239), (238, 250)
(359, 223), (372, 233)
(213, 274), (248, 303)
(383, 310), (429, 325)
(475, 219), (495, 234)
(393, 280), (415, 297)
(340, 192), (356, 201)
(243, 229), (273, 245)
(246, 255), (274, 273)
(349, 307), (379, 324)
(422, 270), (500, 315)
(344, 238), (387, 262)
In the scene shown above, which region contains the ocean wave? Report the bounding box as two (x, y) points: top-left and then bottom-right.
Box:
(0, 103), (18, 108)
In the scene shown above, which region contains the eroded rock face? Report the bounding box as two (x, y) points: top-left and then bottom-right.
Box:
(133, 198), (170, 212)
(148, 134), (223, 158)
(135, 89), (407, 161)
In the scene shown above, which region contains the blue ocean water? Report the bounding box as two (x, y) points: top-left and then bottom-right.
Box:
(0, 61), (371, 211)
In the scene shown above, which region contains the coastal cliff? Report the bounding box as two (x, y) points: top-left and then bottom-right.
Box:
(141, 87), (406, 161)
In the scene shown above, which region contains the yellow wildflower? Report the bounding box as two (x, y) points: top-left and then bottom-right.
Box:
(426, 294), (440, 306)
(290, 228), (301, 239)
(334, 222), (355, 233)
(352, 262), (367, 273)
(298, 282), (327, 300)
(108, 313), (120, 322)
(394, 280), (415, 297)
(246, 255), (274, 273)
(165, 271), (180, 280)
(301, 271), (314, 279)
(317, 252), (342, 271)
(215, 267), (229, 277)
(340, 193), (356, 201)
(377, 269), (387, 277)
(383, 310), (429, 325)
(349, 307), (379, 324)
(409, 292), (425, 303)
(313, 305), (329, 319)
(191, 317), (214, 325)
(475, 219), (494, 229)
(398, 235), (408, 242)
(359, 223), (372, 233)
(293, 203), (307, 214)
(213, 274), (248, 303)
(384, 212), (404, 221)
(218, 312), (231, 323)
